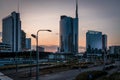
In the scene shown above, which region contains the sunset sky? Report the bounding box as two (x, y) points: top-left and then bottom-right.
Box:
(0, 0), (120, 52)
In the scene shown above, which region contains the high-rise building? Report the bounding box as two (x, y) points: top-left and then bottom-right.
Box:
(21, 30), (26, 51)
(86, 30), (108, 60)
(86, 30), (103, 61)
(26, 38), (31, 50)
(2, 11), (21, 52)
(102, 34), (107, 50)
(86, 30), (102, 50)
(60, 0), (79, 54)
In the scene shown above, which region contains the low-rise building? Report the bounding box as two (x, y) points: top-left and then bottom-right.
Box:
(108, 46), (120, 60)
(38, 46), (44, 52)
(0, 43), (11, 52)
(109, 46), (120, 55)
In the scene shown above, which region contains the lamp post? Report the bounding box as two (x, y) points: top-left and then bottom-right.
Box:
(102, 49), (106, 69)
(29, 50), (32, 77)
(31, 29), (52, 80)
(15, 52), (18, 73)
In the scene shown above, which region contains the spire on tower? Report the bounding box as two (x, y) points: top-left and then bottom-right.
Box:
(75, 0), (78, 18)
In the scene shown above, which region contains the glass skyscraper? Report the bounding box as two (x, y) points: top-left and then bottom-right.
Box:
(86, 30), (107, 51)
(102, 34), (107, 50)
(86, 30), (102, 50)
(60, 0), (79, 54)
(2, 11), (21, 52)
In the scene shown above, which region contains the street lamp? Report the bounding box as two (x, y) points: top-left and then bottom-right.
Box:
(102, 49), (106, 69)
(31, 29), (52, 80)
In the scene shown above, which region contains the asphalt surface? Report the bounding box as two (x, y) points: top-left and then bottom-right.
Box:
(31, 65), (104, 80)
(0, 72), (13, 80)
(2, 64), (118, 80)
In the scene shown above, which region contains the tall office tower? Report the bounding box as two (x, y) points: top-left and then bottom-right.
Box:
(60, 0), (79, 54)
(2, 11), (21, 52)
(26, 38), (31, 50)
(86, 30), (102, 50)
(102, 34), (107, 50)
(21, 30), (26, 51)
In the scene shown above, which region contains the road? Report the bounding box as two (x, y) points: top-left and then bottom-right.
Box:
(0, 72), (13, 80)
(31, 65), (104, 80)
(2, 64), (118, 80)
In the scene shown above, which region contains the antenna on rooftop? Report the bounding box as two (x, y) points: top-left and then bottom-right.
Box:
(75, 0), (78, 18)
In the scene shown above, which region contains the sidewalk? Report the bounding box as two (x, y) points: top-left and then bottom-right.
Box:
(0, 72), (13, 80)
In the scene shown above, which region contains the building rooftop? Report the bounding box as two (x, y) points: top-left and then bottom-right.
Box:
(87, 30), (102, 34)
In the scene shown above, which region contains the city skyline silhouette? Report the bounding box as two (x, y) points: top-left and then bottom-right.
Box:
(0, 0), (120, 52)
